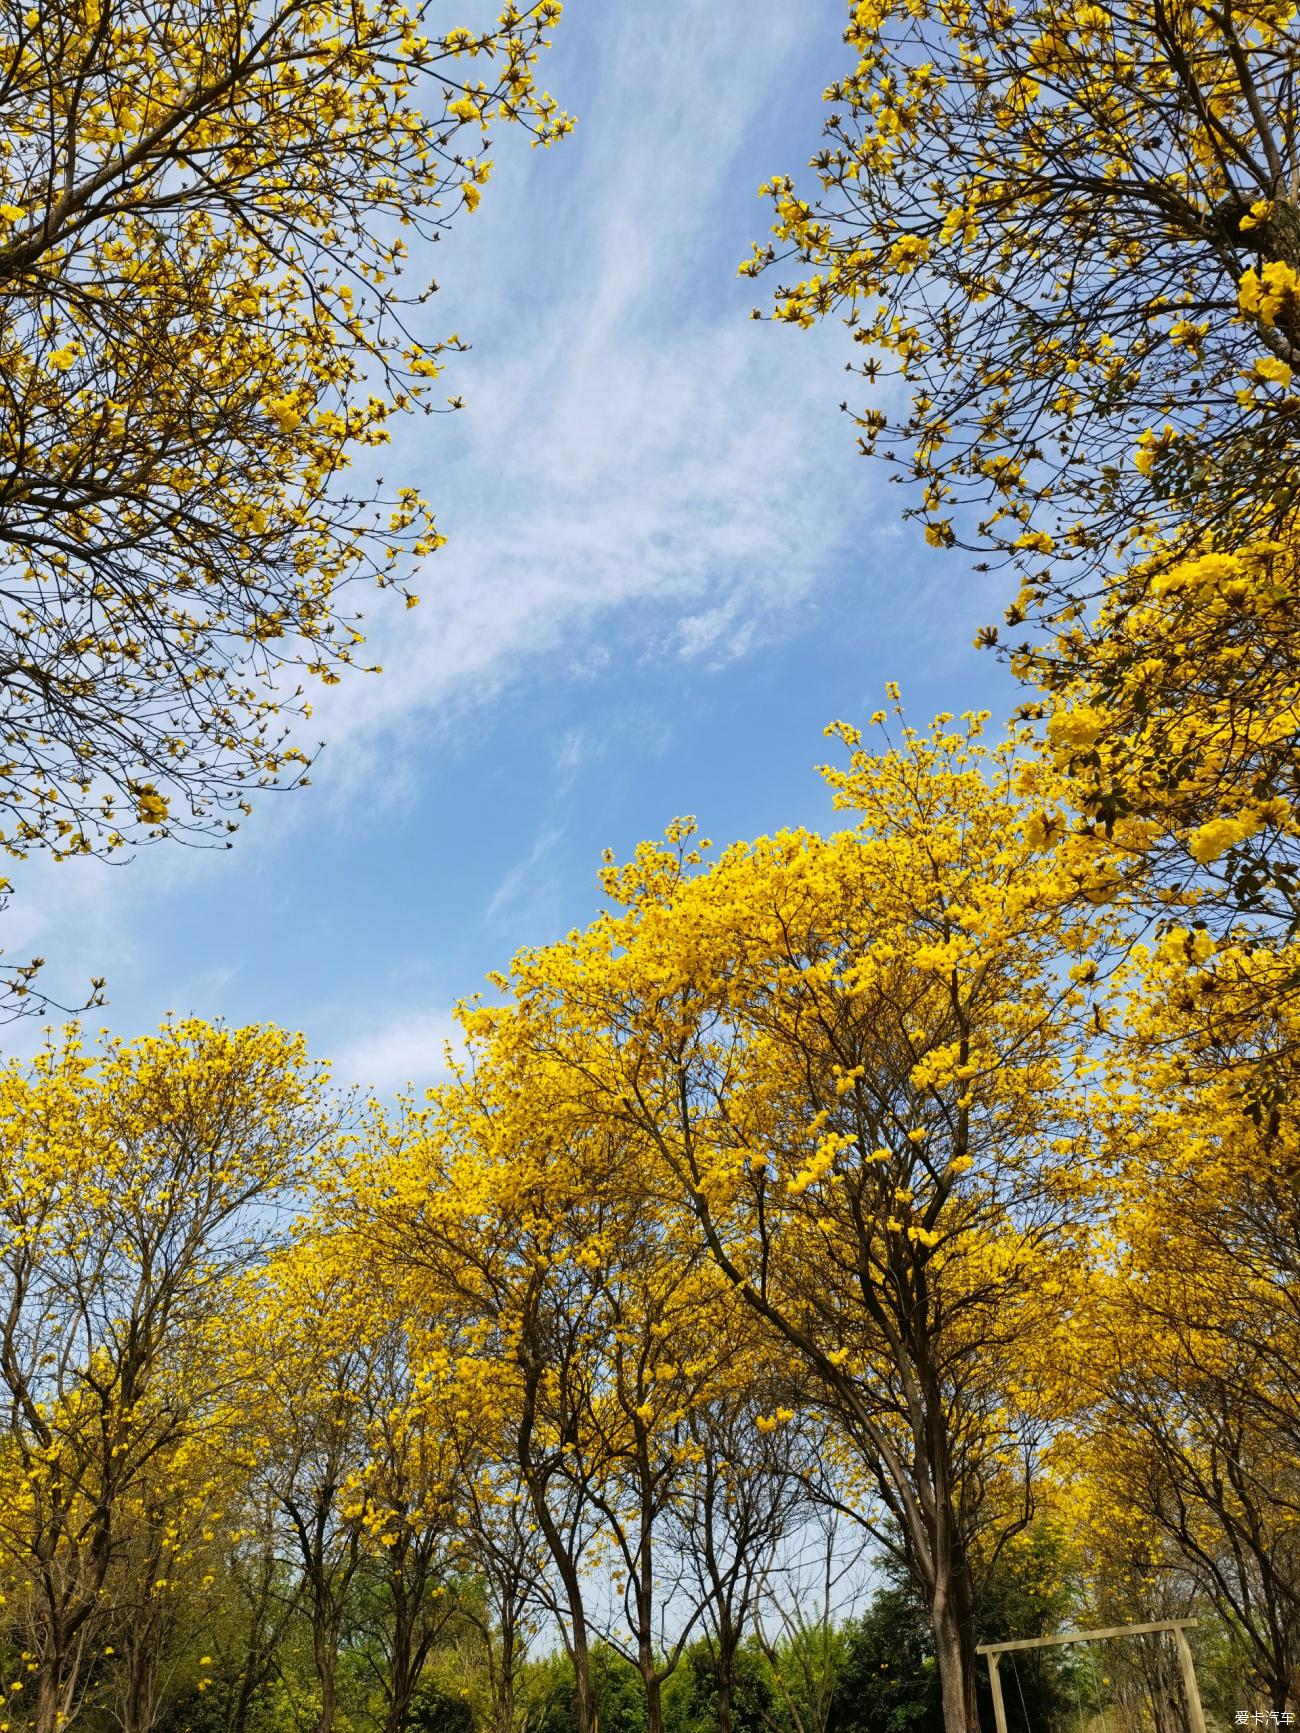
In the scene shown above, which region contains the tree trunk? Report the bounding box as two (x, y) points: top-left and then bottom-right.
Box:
(716, 1659), (734, 1733)
(516, 1345), (597, 1733)
(33, 1662), (63, 1733)
(930, 1568), (978, 1733)
(571, 1620), (599, 1733)
(495, 1670), (516, 1733)
(229, 1659), (266, 1733)
(494, 1603), (519, 1733)
(383, 1588), (415, 1733)
(122, 1648), (159, 1733)
(313, 1623), (338, 1733)
(636, 1524), (663, 1733)
(712, 1602), (739, 1733)
(1268, 1668), (1294, 1718)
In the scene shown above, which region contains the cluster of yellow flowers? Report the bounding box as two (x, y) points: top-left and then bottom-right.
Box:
(1030, 529), (1300, 923)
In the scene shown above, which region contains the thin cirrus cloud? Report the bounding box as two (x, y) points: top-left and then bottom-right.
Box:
(332, 1005), (467, 1099)
(485, 823), (568, 924)
(304, 0), (872, 774)
(312, 312), (872, 770)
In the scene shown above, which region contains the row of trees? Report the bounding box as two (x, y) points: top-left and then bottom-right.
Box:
(326, 706), (1295, 1733)
(0, 701), (1294, 1733)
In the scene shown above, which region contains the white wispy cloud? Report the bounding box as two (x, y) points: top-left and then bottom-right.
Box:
(331, 1004), (466, 1097)
(307, 0), (869, 780)
(485, 822), (567, 922)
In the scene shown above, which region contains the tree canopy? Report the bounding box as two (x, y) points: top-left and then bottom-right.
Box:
(0, 0), (569, 863)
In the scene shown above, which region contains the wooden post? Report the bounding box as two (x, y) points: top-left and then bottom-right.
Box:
(986, 1653), (1010, 1733)
(1173, 1624), (1208, 1733)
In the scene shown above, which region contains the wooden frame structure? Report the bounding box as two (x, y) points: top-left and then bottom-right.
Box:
(976, 1617), (1208, 1733)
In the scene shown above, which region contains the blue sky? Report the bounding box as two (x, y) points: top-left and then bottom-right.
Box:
(21, 0), (1019, 1093)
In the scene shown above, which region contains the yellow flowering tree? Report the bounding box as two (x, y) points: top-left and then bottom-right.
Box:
(740, 0), (1300, 1125)
(1074, 929), (1300, 1713)
(224, 1237), (467, 1733)
(744, 0), (1298, 613)
(433, 1455), (547, 1733)
(334, 1075), (763, 1733)
(330, 1085), (612, 1733)
(1020, 518), (1300, 1128)
(1031, 527), (1300, 940)
(665, 1386), (818, 1733)
(93, 1438), (235, 1733)
(0, 0), (569, 864)
(197, 1481), (307, 1733)
(482, 709), (1118, 1733)
(0, 1019), (335, 1733)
